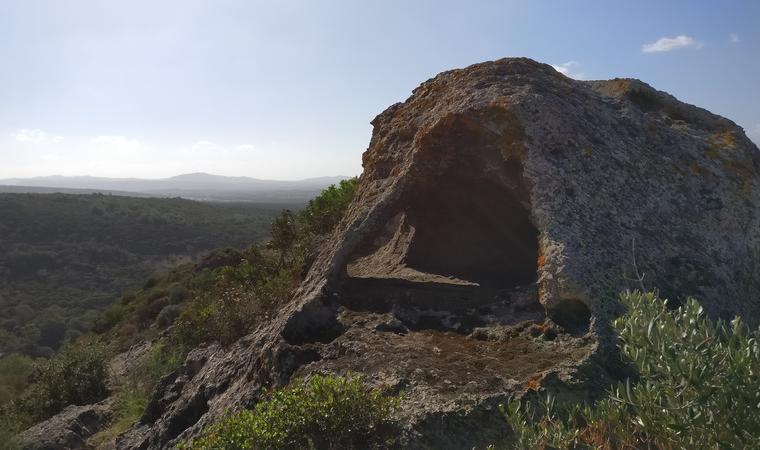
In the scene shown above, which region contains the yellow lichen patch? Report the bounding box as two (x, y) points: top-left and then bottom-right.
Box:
(591, 79), (631, 99)
(708, 129), (737, 150)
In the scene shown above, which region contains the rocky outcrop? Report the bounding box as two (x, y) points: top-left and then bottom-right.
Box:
(116, 58), (760, 449)
(18, 402), (112, 450)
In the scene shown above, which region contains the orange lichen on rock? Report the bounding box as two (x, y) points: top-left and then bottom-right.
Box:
(708, 129), (737, 150)
(526, 374), (543, 391)
(537, 253), (547, 269)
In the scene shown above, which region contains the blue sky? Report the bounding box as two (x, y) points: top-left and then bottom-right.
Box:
(1, 0), (758, 179)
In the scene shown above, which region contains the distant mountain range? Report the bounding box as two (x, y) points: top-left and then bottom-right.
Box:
(0, 173), (351, 202)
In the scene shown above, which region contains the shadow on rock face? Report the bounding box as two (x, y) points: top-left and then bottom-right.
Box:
(404, 173), (539, 289)
(548, 298), (591, 333)
(281, 300), (345, 346)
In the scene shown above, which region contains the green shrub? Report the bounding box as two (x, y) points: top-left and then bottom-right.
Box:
(0, 426), (21, 450)
(88, 383), (151, 449)
(268, 210), (298, 268)
(17, 337), (109, 421)
(172, 299), (218, 350)
(0, 354), (35, 407)
(173, 253), (298, 349)
(168, 284), (190, 304)
(131, 340), (185, 386)
(0, 401), (26, 450)
(155, 304), (181, 328)
(504, 291), (760, 449)
(185, 374), (400, 450)
(299, 178), (358, 235)
(216, 249), (275, 286)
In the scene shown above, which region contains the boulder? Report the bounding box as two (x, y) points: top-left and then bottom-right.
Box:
(116, 58), (760, 449)
(18, 402), (112, 450)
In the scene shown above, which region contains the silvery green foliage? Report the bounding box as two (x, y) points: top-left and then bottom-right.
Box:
(505, 291), (760, 449)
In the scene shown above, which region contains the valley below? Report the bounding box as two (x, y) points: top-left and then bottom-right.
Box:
(0, 193), (289, 357)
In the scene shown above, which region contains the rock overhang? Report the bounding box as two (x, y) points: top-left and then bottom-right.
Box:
(312, 57), (760, 331)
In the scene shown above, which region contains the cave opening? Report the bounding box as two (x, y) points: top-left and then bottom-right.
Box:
(403, 173), (539, 289)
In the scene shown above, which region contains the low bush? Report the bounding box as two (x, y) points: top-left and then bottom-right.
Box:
(171, 299), (218, 350)
(155, 304), (181, 328)
(168, 284), (190, 304)
(130, 340), (185, 387)
(0, 354), (35, 407)
(16, 337), (109, 421)
(185, 373), (400, 450)
(171, 269), (297, 350)
(299, 178), (358, 235)
(504, 291), (760, 449)
(0, 426), (20, 450)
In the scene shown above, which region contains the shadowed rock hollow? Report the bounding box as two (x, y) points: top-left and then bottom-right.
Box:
(116, 58), (760, 449)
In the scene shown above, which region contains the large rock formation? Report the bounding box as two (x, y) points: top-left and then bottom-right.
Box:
(116, 58), (760, 449)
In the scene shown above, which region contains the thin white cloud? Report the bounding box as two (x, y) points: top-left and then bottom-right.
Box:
(13, 129), (63, 144)
(188, 140), (219, 153)
(642, 35), (703, 53)
(551, 61), (585, 79)
(236, 144), (255, 151)
(90, 135), (144, 156)
(730, 33), (740, 43)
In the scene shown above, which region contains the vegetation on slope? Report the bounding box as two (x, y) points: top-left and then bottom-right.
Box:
(0, 178), (360, 447)
(184, 374), (400, 450)
(505, 291), (760, 449)
(0, 192), (289, 357)
(17, 338), (109, 423)
(95, 178), (358, 351)
(0, 337), (110, 442)
(96, 178), (358, 446)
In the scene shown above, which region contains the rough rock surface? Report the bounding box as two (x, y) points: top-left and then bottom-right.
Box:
(18, 402), (112, 450)
(116, 58), (760, 449)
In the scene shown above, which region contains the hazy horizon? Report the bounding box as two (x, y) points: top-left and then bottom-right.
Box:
(1, 0), (758, 180)
(0, 172), (352, 182)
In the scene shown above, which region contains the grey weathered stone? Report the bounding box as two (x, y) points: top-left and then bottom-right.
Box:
(18, 402), (111, 450)
(115, 57), (760, 449)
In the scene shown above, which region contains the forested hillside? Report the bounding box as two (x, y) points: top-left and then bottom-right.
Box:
(0, 193), (291, 357)
(0, 179), (359, 448)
